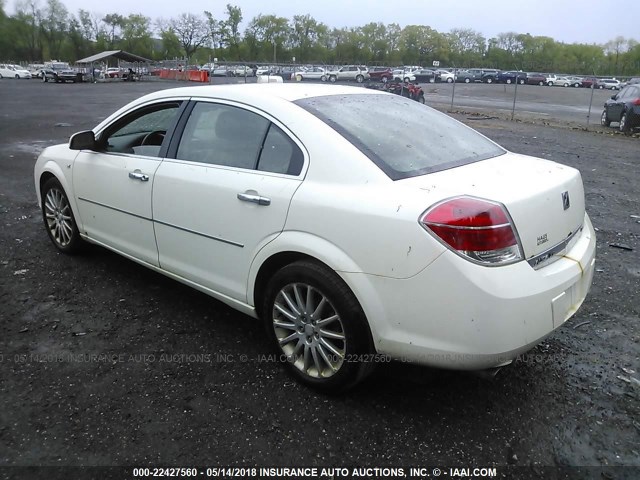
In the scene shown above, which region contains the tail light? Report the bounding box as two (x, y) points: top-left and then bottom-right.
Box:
(632, 98), (640, 106)
(420, 196), (523, 266)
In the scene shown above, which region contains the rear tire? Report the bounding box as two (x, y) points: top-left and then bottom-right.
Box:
(464, 78), (470, 83)
(329, 75), (336, 83)
(619, 112), (630, 134)
(506, 79), (512, 84)
(519, 79), (525, 85)
(262, 261), (375, 392)
(538, 81), (544, 86)
(446, 77), (453, 83)
(356, 74), (364, 83)
(486, 77), (493, 84)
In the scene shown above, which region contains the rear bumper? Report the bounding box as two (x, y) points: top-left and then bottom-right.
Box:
(344, 214), (596, 369)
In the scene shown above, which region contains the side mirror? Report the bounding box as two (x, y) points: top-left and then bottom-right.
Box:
(69, 130), (97, 150)
(611, 94), (617, 100)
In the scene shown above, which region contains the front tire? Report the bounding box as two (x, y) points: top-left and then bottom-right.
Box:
(41, 177), (82, 254)
(446, 77), (453, 83)
(601, 109), (611, 127)
(538, 81), (544, 86)
(486, 77), (493, 84)
(329, 75), (336, 83)
(519, 79), (525, 85)
(262, 261), (375, 392)
(506, 79), (512, 84)
(320, 75), (327, 82)
(464, 78), (470, 83)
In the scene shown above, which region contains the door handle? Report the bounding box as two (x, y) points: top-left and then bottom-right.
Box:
(129, 171), (149, 182)
(237, 192), (271, 206)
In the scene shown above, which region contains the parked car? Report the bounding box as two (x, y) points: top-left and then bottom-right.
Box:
(454, 70), (474, 83)
(392, 69), (416, 83)
(34, 83), (595, 391)
(28, 63), (45, 77)
(554, 76), (582, 88)
(597, 79), (621, 90)
(255, 66), (272, 75)
(601, 84), (640, 133)
(327, 65), (369, 83)
(481, 69), (501, 83)
(435, 69), (455, 83)
(526, 73), (548, 86)
(0, 64), (32, 79)
(231, 65), (254, 77)
(212, 66), (231, 77)
(412, 69), (439, 83)
(40, 67), (82, 83)
(581, 77), (598, 88)
(545, 74), (558, 86)
(106, 68), (123, 78)
(292, 66), (326, 82)
(496, 71), (527, 84)
(368, 66), (393, 83)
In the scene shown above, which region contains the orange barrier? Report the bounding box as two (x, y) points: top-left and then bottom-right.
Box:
(159, 69), (208, 82)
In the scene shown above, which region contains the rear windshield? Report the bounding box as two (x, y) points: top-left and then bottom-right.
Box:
(296, 94), (505, 180)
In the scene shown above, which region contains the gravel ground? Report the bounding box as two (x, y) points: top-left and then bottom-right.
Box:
(0, 80), (638, 477)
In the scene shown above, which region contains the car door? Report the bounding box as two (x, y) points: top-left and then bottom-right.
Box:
(608, 88), (628, 121)
(153, 100), (306, 303)
(73, 100), (186, 266)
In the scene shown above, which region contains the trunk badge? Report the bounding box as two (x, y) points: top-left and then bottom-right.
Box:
(562, 191), (570, 210)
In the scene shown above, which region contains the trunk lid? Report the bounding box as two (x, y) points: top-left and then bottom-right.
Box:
(400, 152), (585, 261)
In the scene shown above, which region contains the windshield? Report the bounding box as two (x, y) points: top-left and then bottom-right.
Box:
(296, 94), (505, 180)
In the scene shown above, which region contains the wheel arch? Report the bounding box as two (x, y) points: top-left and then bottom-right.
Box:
(37, 163), (83, 231)
(252, 249), (379, 358)
(248, 232), (375, 323)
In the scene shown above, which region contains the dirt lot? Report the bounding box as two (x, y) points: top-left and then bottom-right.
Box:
(0, 80), (638, 476)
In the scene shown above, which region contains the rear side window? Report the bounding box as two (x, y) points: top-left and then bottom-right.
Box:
(176, 102), (303, 175)
(177, 103), (269, 169)
(296, 94), (505, 180)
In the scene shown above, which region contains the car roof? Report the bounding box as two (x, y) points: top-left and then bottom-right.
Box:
(134, 83), (387, 104)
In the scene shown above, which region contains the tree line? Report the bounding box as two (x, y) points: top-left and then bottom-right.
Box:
(1, 0), (639, 75)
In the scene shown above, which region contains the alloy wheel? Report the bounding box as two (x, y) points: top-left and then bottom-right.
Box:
(271, 282), (346, 379)
(44, 187), (74, 247)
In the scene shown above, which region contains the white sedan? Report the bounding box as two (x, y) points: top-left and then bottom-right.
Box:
(0, 64), (32, 79)
(34, 84), (596, 391)
(291, 66), (327, 82)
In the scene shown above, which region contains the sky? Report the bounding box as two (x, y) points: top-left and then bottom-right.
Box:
(8, 0), (639, 46)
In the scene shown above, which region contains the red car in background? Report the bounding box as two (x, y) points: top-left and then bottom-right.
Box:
(526, 73), (548, 86)
(368, 67), (393, 83)
(581, 77), (598, 88)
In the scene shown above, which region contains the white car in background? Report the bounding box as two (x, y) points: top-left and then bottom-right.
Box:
(34, 84), (596, 391)
(0, 64), (32, 79)
(292, 66), (327, 82)
(392, 69), (416, 82)
(545, 74), (558, 86)
(554, 76), (583, 88)
(598, 79), (621, 90)
(326, 65), (369, 83)
(436, 69), (455, 83)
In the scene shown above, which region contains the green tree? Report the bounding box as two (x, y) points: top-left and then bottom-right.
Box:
(244, 14), (290, 62)
(103, 13), (124, 48)
(169, 13), (209, 58)
(290, 14), (327, 62)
